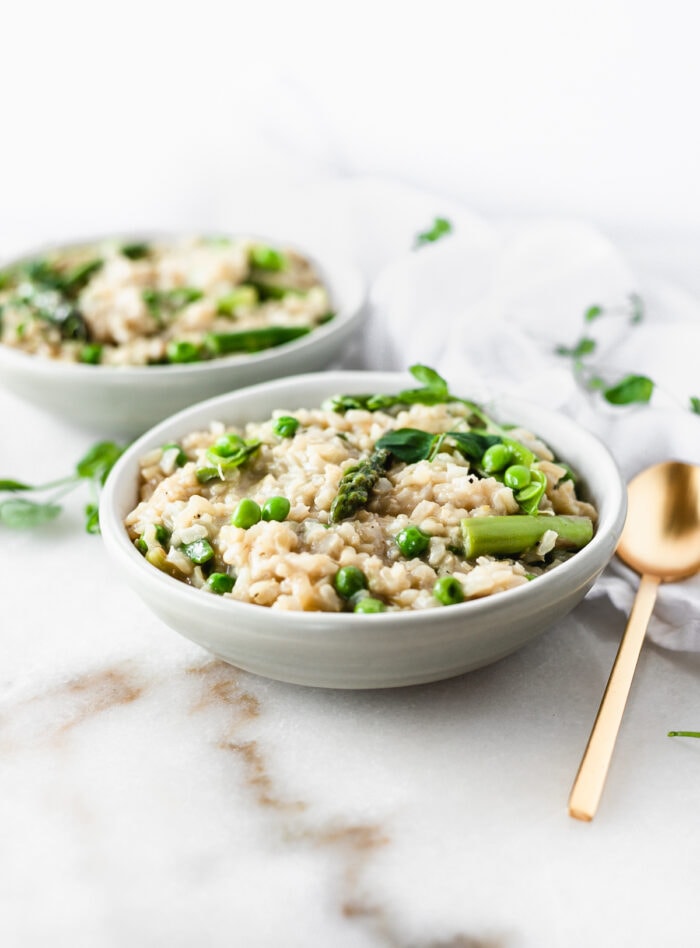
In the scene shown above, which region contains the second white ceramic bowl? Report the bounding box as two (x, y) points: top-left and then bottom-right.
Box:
(0, 236), (365, 436)
(100, 371), (626, 689)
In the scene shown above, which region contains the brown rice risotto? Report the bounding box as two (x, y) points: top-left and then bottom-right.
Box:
(0, 236), (332, 366)
(124, 367), (597, 613)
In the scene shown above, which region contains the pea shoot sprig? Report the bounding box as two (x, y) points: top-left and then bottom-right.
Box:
(414, 216), (453, 248)
(556, 294), (700, 412)
(0, 441), (126, 533)
(324, 364), (492, 428)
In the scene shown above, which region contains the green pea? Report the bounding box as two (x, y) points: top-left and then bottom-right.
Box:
(231, 498), (261, 529)
(273, 415), (300, 438)
(207, 572), (236, 594)
(135, 536), (147, 554)
(181, 538), (214, 564)
(166, 340), (202, 363)
(433, 575), (465, 606)
(504, 464), (532, 490)
(333, 565), (368, 600)
(481, 443), (513, 474)
(502, 437), (535, 468)
(395, 525), (430, 558)
(353, 597), (386, 614)
(250, 245), (287, 271)
(79, 343), (102, 364)
(209, 433), (246, 458)
(161, 442), (187, 467)
(261, 496), (291, 522)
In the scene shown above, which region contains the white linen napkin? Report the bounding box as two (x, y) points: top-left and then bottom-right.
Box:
(340, 185), (699, 651)
(217, 174), (700, 649)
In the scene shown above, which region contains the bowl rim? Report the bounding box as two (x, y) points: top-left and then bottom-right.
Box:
(99, 369), (627, 630)
(0, 230), (366, 378)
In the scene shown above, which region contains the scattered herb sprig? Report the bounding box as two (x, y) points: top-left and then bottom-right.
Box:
(0, 440), (126, 533)
(415, 217), (453, 248)
(556, 294), (700, 412)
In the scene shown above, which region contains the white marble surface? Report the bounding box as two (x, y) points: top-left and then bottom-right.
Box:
(2, 234), (700, 948)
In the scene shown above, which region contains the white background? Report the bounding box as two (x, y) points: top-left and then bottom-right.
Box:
(2, 0), (700, 254)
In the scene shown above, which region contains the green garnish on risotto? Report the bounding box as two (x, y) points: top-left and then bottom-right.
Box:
(124, 366), (597, 613)
(0, 236), (333, 366)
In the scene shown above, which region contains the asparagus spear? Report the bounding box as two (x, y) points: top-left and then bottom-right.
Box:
(203, 326), (310, 355)
(462, 515), (593, 558)
(329, 448), (392, 523)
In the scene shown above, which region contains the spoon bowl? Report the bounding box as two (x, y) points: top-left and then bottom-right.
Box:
(569, 460), (700, 821)
(617, 461), (700, 581)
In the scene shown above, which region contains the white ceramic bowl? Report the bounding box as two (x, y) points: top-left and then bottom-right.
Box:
(0, 235), (365, 436)
(100, 371), (627, 689)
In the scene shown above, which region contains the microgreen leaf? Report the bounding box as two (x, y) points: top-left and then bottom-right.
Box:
(76, 441), (126, 484)
(0, 479), (33, 491)
(395, 364), (452, 406)
(584, 305), (603, 322)
(407, 364), (448, 394)
(375, 429), (437, 463)
(84, 503), (100, 534)
(690, 397), (700, 415)
(0, 497), (62, 528)
(365, 394), (402, 411)
(1, 440), (125, 533)
(448, 431), (502, 460)
(603, 375), (654, 406)
(555, 337), (596, 359)
(323, 394), (374, 413)
(375, 428), (503, 466)
(415, 217), (453, 247)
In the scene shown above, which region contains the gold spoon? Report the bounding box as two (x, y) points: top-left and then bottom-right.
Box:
(569, 461), (700, 821)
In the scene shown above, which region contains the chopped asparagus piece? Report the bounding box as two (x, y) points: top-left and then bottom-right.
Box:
(203, 326), (309, 355)
(461, 515), (593, 558)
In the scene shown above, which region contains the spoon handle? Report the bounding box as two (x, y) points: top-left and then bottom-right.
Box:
(568, 573), (660, 821)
